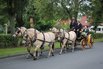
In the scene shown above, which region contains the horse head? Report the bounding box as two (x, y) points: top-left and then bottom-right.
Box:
(13, 27), (27, 37)
(57, 29), (66, 41)
(50, 27), (65, 41)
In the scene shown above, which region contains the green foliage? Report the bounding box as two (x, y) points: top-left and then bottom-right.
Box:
(34, 0), (54, 20)
(91, 0), (103, 24)
(35, 20), (56, 31)
(0, 0), (103, 32)
(0, 34), (19, 48)
(93, 33), (103, 39)
(90, 32), (103, 39)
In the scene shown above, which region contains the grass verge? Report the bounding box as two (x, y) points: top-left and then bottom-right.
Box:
(0, 47), (27, 58)
(0, 42), (60, 58)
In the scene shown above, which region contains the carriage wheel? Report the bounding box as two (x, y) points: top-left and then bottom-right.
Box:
(87, 35), (94, 48)
(89, 37), (94, 48)
(81, 39), (86, 50)
(91, 38), (94, 47)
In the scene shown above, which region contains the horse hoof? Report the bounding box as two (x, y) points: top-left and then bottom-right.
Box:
(32, 56), (37, 60)
(52, 54), (54, 56)
(33, 57), (37, 60)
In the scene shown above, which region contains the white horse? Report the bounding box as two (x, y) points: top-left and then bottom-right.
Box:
(50, 27), (76, 54)
(13, 27), (40, 58)
(22, 31), (56, 60)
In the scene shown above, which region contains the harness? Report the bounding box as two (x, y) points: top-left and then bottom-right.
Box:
(40, 32), (45, 49)
(61, 30), (73, 43)
(24, 29), (37, 46)
(31, 32), (55, 49)
(32, 29), (37, 42)
(60, 29), (65, 43)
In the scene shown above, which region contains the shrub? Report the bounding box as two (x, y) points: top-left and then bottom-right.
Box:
(0, 34), (19, 48)
(90, 32), (103, 39)
(94, 33), (103, 39)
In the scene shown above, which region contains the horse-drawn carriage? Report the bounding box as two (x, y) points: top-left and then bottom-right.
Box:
(13, 27), (94, 60)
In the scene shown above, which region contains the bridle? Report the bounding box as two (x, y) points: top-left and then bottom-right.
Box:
(15, 28), (26, 38)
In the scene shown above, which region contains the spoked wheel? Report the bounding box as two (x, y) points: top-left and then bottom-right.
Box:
(81, 38), (86, 50)
(88, 37), (94, 48)
(87, 34), (94, 48)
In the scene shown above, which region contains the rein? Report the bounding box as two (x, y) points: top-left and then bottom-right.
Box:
(61, 30), (73, 42)
(40, 32), (45, 49)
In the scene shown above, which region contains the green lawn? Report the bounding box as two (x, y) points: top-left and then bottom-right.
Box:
(0, 47), (27, 57)
(0, 42), (60, 58)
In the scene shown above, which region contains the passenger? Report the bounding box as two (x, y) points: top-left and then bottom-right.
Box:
(82, 26), (89, 37)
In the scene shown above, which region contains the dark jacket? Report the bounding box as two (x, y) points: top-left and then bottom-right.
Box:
(70, 22), (78, 30)
(76, 23), (83, 31)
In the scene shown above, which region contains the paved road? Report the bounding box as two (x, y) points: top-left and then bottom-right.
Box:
(0, 42), (103, 69)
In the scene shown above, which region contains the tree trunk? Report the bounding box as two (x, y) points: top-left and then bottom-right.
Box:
(16, 14), (24, 27)
(9, 16), (16, 34)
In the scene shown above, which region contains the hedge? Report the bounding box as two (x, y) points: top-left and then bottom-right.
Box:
(94, 33), (103, 39)
(90, 32), (103, 39)
(0, 34), (19, 48)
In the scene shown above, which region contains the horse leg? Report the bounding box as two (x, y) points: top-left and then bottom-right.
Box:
(74, 40), (77, 48)
(26, 44), (33, 58)
(51, 42), (54, 56)
(65, 41), (69, 50)
(48, 46), (52, 57)
(64, 42), (68, 53)
(40, 48), (43, 56)
(33, 45), (40, 60)
(59, 39), (67, 54)
(59, 41), (66, 55)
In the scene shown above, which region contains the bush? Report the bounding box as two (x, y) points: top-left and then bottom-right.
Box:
(0, 34), (19, 48)
(90, 32), (103, 39)
(94, 33), (103, 39)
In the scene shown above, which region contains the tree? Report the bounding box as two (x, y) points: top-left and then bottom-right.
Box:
(61, 0), (94, 20)
(0, 0), (28, 34)
(89, 0), (103, 31)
